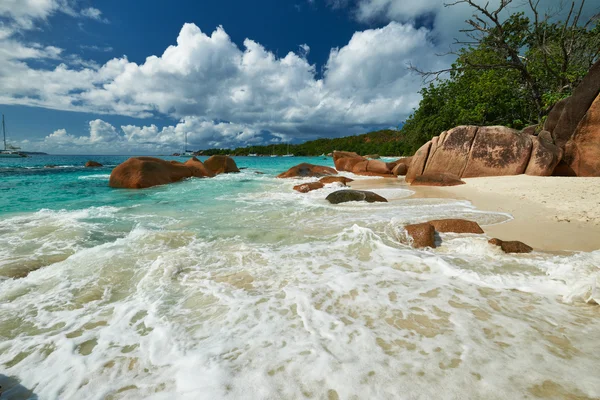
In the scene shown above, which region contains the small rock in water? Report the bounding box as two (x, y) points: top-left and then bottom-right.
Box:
(428, 219), (484, 234)
(44, 164), (57, 168)
(488, 238), (533, 253)
(293, 182), (324, 193)
(405, 223), (436, 248)
(85, 160), (103, 167)
(325, 190), (387, 204)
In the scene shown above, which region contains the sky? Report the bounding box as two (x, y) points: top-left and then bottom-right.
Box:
(0, 0), (597, 154)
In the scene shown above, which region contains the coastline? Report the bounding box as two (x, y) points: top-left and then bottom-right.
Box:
(349, 175), (600, 253)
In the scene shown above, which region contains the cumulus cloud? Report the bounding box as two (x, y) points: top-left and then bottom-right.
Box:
(1, 22), (437, 143)
(32, 117), (269, 154)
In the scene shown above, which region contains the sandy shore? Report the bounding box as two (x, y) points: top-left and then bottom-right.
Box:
(349, 175), (600, 252)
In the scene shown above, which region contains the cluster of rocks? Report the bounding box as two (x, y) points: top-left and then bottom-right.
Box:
(333, 151), (412, 177)
(406, 58), (600, 183)
(404, 219), (532, 253)
(108, 155), (238, 189)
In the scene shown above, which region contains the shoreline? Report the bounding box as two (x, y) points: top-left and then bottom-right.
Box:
(349, 175), (600, 253)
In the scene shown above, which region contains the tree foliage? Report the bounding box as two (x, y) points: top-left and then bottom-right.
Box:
(402, 0), (600, 153)
(197, 129), (411, 157)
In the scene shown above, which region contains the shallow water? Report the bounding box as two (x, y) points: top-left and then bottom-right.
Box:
(0, 156), (599, 399)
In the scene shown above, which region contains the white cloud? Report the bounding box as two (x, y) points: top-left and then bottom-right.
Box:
(80, 7), (108, 23)
(32, 117), (266, 154)
(0, 22), (436, 143)
(0, 0), (106, 30)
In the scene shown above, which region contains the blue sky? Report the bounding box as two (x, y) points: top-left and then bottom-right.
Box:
(0, 0), (596, 154)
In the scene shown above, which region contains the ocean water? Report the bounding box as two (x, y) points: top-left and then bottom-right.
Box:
(0, 155), (599, 399)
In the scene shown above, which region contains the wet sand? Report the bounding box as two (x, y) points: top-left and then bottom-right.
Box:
(349, 175), (600, 253)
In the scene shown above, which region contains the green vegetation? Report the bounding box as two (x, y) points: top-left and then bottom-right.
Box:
(198, 129), (410, 157)
(403, 0), (600, 153)
(202, 1), (600, 157)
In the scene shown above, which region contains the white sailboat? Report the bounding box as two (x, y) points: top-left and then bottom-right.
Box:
(181, 132), (194, 156)
(282, 142), (294, 157)
(0, 115), (26, 158)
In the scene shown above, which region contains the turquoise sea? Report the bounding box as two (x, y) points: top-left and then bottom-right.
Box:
(0, 155), (599, 399)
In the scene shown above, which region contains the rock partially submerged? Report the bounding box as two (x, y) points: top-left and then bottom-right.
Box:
(109, 157), (197, 189)
(489, 238), (533, 253)
(204, 155), (240, 175)
(109, 156), (220, 189)
(85, 160), (103, 167)
(404, 219), (484, 248)
(277, 163), (338, 178)
(293, 182), (324, 193)
(325, 190), (387, 204)
(405, 223), (436, 248)
(184, 157), (216, 178)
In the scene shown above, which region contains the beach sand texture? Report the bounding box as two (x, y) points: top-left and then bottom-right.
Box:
(350, 175), (600, 252)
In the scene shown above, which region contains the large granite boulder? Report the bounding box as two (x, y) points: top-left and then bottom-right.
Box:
(544, 97), (569, 134)
(524, 135), (562, 176)
(423, 126), (478, 178)
(405, 141), (432, 183)
(333, 151), (366, 172)
(184, 157), (216, 178)
(109, 157), (194, 189)
(462, 126), (533, 178)
(204, 155), (240, 175)
(405, 223), (436, 248)
(408, 126), (534, 180)
(277, 163), (338, 178)
(563, 94), (600, 176)
(325, 190), (387, 204)
(550, 60), (600, 148)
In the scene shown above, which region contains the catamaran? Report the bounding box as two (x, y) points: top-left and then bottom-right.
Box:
(0, 115), (26, 158)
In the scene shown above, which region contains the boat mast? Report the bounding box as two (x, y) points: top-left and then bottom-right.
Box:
(2, 114), (6, 151)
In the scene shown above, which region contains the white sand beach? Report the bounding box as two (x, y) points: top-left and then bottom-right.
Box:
(350, 175), (600, 252)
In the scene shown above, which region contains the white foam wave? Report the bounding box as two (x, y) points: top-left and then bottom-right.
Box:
(1, 174), (600, 399)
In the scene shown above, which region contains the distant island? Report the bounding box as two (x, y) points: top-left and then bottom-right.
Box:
(21, 151), (48, 155)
